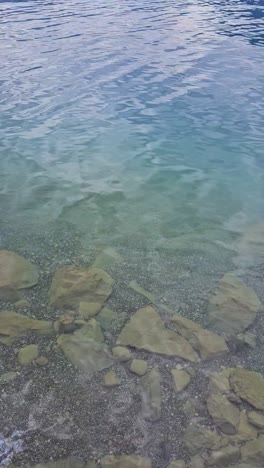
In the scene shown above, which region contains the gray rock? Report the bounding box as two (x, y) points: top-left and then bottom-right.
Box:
(112, 346), (131, 362)
(140, 368), (161, 422)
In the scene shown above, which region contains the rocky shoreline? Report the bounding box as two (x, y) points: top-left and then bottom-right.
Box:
(0, 224), (264, 468)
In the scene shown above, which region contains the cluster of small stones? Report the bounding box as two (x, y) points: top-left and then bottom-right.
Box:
(0, 247), (264, 467)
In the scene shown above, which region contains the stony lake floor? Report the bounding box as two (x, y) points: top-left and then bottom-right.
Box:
(1, 222), (264, 468)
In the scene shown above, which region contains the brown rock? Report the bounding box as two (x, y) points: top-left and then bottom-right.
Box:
(208, 368), (233, 395)
(248, 411), (264, 429)
(130, 359), (147, 376)
(0, 250), (38, 301)
(207, 273), (262, 334)
(58, 320), (113, 375)
(184, 425), (227, 454)
(207, 445), (240, 466)
(103, 370), (120, 387)
(190, 455), (205, 468)
(170, 313), (228, 359)
(18, 344), (39, 366)
(100, 455), (152, 468)
(49, 266), (113, 314)
(112, 346), (131, 362)
(193, 329), (228, 360)
(36, 356), (48, 366)
(168, 461), (186, 468)
(171, 368), (191, 393)
(207, 392), (240, 435)
(230, 368), (264, 410)
(117, 306), (199, 362)
(229, 410), (258, 444)
(0, 311), (53, 345)
(14, 299), (30, 310)
(241, 434), (264, 464)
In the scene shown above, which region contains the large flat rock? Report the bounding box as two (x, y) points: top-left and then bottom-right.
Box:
(117, 306), (199, 362)
(49, 266), (113, 314)
(0, 311), (53, 345)
(230, 368), (264, 410)
(58, 320), (113, 374)
(0, 250), (38, 301)
(207, 273), (262, 334)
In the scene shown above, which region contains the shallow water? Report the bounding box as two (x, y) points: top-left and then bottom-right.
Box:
(0, 0), (264, 466)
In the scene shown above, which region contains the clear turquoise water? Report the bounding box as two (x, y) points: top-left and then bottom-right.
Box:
(0, 0), (264, 276)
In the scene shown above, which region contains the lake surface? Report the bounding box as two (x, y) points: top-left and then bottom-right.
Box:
(0, 0), (264, 466)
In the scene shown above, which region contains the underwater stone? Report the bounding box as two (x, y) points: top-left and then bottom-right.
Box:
(184, 425), (227, 454)
(117, 306), (199, 362)
(171, 368), (191, 393)
(0, 250), (38, 301)
(241, 434), (264, 464)
(18, 344), (39, 366)
(112, 346), (131, 362)
(206, 392), (240, 435)
(103, 370), (120, 387)
(207, 273), (262, 334)
(140, 367), (161, 422)
(230, 368), (264, 410)
(207, 445), (240, 466)
(49, 266), (113, 313)
(0, 310), (53, 345)
(130, 359), (147, 376)
(58, 320), (113, 374)
(100, 455), (152, 468)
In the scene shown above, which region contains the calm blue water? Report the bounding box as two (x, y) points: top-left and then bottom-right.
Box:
(0, 0), (264, 275)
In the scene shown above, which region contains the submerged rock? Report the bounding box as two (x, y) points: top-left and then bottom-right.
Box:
(92, 246), (123, 269)
(112, 346), (131, 362)
(170, 314), (228, 359)
(0, 371), (17, 384)
(14, 299), (31, 311)
(184, 425), (227, 454)
(34, 460), (95, 468)
(229, 410), (257, 444)
(18, 344), (39, 366)
(168, 462), (186, 468)
(0, 250), (38, 301)
(241, 434), (264, 464)
(117, 306), (199, 362)
(248, 411), (264, 429)
(207, 273), (262, 334)
(100, 455), (152, 468)
(207, 445), (240, 466)
(103, 370), (120, 387)
(140, 367), (161, 422)
(0, 311), (53, 345)
(128, 280), (157, 304)
(58, 320), (113, 374)
(130, 359), (148, 376)
(171, 368), (191, 393)
(49, 266), (113, 314)
(206, 392), (240, 435)
(230, 368), (264, 410)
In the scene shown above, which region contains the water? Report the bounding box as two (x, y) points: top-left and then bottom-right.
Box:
(0, 0), (264, 466)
